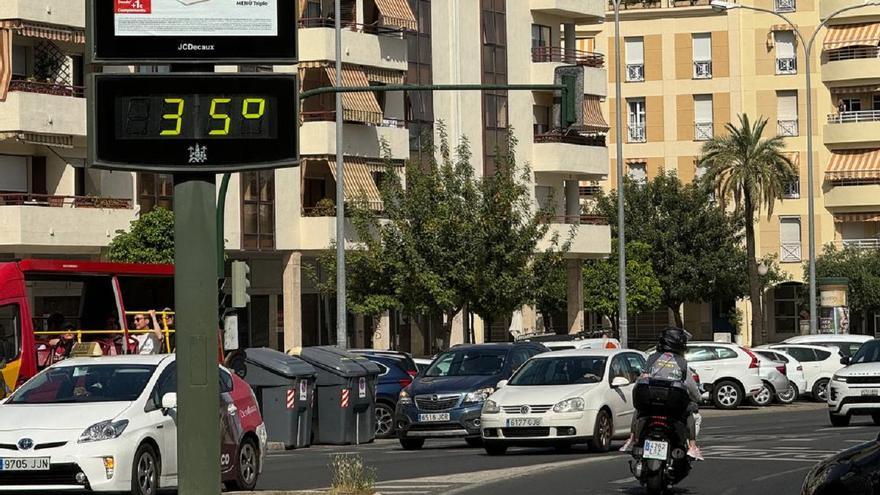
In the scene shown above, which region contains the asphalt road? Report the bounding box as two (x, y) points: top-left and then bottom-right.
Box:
(258, 402), (880, 494)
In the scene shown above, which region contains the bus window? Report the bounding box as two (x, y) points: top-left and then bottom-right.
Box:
(116, 276), (174, 317)
(0, 304), (21, 362)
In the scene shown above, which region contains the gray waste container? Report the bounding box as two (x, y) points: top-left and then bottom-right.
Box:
(294, 346), (381, 445)
(244, 347), (316, 449)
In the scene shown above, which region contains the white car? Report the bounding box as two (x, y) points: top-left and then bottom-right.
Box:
(828, 339), (880, 427)
(765, 343), (845, 402)
(782, 334), (872, 359)
(541, 338), (621, 352)
(750, 353), (791, 406)
(480, 349), (645, 455)
(0, 354), (267, 494)
(684, 342), (764, 410)
(754, 349), (807, 403)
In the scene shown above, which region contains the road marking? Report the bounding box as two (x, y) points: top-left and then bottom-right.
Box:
(816, 426), (867, 432)
(609, 476), (636, 484)
(751, 465), (812, 482)
(779, 438), (815, 442)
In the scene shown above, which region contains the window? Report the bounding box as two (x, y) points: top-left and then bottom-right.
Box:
(137, 173), (173, 213)
(713, 347), (738, 359)
(783, 176), (800, 199)
(624, 353), (647, 380)
(241, 170), (275, 250)
(873, 95), (880, 111)
(0, 304), (21, 362)
(842, 98), (862, 112)
(774, 283), (801, 334)
(481, 0), (508, 175)
(533, 105), (551, 136)
(779, 217), (802, 262)
(508, 349), (531, 372)
(775, 0), (795, 13)
(625, 37), (645, 82)
(12, 45), (27, 79)
(814, 349), (832, 361)
(531, 24), (551, 49)
(782, 346), (816, 362)
(406, 0), (433, 155)
(219, 368), (233, 393)
(774, 31), (797, 74)
(686, 347), (716, 362)
(776, 91), (799, 136)
(628, 162), (648, 184)
(692, 33), (712, 79)
(694, 94), (714, 141)
(609, 355), (630, 381)
(627, 98), (647, 142)
(0, 155), (28, 193)
(305, 0), (322, 18)
(147, 362), (176, 411)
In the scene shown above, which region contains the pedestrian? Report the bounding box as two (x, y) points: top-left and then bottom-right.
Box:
(131, 310), (164, 355)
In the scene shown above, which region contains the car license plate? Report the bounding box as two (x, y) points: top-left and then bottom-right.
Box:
(862, 389), (879, 396)
(0, 458), (50, 471)
(418, 413), (450, 422)
(506, 418), (542, 427)
(643, 440), (669, 461)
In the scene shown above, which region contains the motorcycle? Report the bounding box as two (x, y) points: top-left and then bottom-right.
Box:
(629, 379), (693, 495)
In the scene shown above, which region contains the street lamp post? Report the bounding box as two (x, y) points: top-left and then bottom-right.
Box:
(610, 0), (628, 348)
(710, 0), (880, 336)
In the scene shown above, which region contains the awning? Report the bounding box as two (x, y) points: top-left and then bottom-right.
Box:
(831, 85), (880, 95)
(582, 96), (609, 133)
(625, 158), (646, 165)
(374, 0), (418, 32)
(834, 212), (880, 223)
(0, 28), (9, 102)
(327, 157), (383, 210)
(0, 19), (85, 44)
(824, 23), (880, 50)
(0, 131), (73, 148)
(770, 24), (794, 32)
(826, 149), (880, 181)
(363, 66), (405, 85)
(782, 151), (800, 173)
(323, 66), (383, 125)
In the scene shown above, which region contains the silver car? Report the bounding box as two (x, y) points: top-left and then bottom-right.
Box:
(752, 353), (792, 406)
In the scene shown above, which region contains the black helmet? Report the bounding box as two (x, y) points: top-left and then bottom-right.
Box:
(657, 327), (690, 355)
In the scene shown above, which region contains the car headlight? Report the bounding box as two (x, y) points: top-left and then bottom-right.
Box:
(482, 399), (501, 414)
(832, 374), (848, 383)
(78, 419), (129, 443)
(463, 388), (495, 403)
(552, 398), (585, 413)
(399, 389), (413, 405)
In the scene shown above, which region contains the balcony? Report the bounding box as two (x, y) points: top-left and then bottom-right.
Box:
(531, 0), (605, 21)
(693, 60), (712, 79)
(532, 133), (608, 177)
(609, 0), (713, 10)
(626, 64), (645, 82)
(0, 0), (84, 28)
(694, 122), (713, 141)
(776, 58), (797, 75)
(836, 238), (880, 250)
(0, 194), (135, 250)
(531, 47), (605, 67)
(821, 0), (880, 21)
(775, 0), (796, 12)
(0, 84), (85, 137)
(299, 119), (409, 160)
(825, 184), (880, 209)
(822, 47), (880, 85)
(538, 216), (611, 258)
(780, 243), (802, 263)
(777, 119), (799, 137)
(628, 124), (647, 143)
(531, 47), (607, 96)
(824, 111), (880, 145)
(297, 19), (407, 72)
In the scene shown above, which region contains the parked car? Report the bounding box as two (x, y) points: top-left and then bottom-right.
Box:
(0, 354), (267, 495)
(479, 349), (645, 455)
(764, 343), (845, 402)
(828, 339), (880, 427)
(753, 348), (807, 403)
(750, 353), (791, 407)
(684, 342), (764, 410)
(349, 350), (418, 438)
(395, 342), (547, 450)
(521, 333), (620, 352)
(801, 432), (880, 494)
(783, 334), (873, 359)
(413, 357), (434, 374)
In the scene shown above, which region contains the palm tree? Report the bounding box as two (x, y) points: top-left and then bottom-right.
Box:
(698, 114), (796, 344)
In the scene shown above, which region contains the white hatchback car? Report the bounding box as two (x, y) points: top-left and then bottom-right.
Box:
(480, 349), (645, 455)
(783, 334), (872, 360)
(684, 343), (764, 409)
(750, 353), (791, 406)
(766, 344), (845, 402)
(828, 339), (880, 427)
(754, 349), (807, 403)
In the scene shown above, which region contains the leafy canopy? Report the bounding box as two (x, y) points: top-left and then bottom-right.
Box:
(107, 207), (175, 264)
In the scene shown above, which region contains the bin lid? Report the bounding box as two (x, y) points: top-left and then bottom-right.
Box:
(291, 346), (382, 377)
(245, 347), (316, 378)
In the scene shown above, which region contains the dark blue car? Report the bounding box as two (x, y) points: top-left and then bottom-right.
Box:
(395, 342), (547, 450)
(350, 350), (418, 438)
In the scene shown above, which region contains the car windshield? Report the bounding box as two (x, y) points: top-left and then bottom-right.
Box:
(851, 341), (880, 364)
(8, 364), (156, 404)
(508, 356), (607, 386)
(424, 349), (507, 377)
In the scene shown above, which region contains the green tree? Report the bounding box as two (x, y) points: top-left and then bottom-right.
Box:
(699, 114), (796, 341)
(107, 207), (175, 264)
(813, 245), (880, 333)
(582, 241), (662, 336)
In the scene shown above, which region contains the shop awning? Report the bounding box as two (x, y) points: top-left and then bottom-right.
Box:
(327, 157), (383, 210)
(582, 96), (609, 133)
(374, 0), (418, 32)
(0, 28), (9, 102)
(834, 212), (880, 223)
(0, 19), (85, 44)
(782, 151), (799, 173)
(826, 149), (880, 181)
(323, 66), (383, 125)
(824, 23), (880, 50)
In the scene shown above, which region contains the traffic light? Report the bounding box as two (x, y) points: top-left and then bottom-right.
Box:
(554, 66), (585, 129)
(231, 261), (251, 308)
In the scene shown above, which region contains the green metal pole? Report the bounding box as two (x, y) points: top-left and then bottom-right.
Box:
(175, 173), (221, 495)
(217, 172), (231, 279)
(298, 83), (567, 101)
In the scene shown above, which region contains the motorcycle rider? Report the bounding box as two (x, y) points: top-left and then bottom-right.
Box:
(620, 327), (704, 461)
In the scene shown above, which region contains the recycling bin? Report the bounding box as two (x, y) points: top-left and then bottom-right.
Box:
(243, 347), (316, 449)
(293, 346), (381, 445)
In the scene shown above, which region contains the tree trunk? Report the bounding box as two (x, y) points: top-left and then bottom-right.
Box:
(462, 304), (471, 344)
(744, 190), (764, 345)
(671, 303), (684, 328)
(610, 312), (619, 340)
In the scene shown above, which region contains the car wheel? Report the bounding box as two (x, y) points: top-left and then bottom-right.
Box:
(224, 437), (259, 491)
(751, 382), (774, 407)
(131, 443), (160, 495)
(829, 412), (851, 427)
(375, 403), (395, 439)
(589, 409), (613, 453)
(484, 442), (508, 456)
(712, 380), (743, 410)
(399, 438), (425, 450)
(776, 384), (797, 404)
(812, 379), (830, 402)
(464, 437), (483, 447)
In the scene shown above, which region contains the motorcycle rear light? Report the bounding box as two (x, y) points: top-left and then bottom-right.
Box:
(741, 347), (759, 369)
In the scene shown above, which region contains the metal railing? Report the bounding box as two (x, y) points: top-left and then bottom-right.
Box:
(0, 194), (133, 209)
(693, 60), (713, 79)
(775, 0), (795, 12)
(838, 238), (880, 250)
(826, 46), (880, 62)
(626, 64), (645, 82)
(534, 132), (606, 147)
(827, 110), (880, 124)
(776, 57), (797, 75)
(540, 215), (609, 226)
(777, 119), (799, 136)
(695, 122), (714, 141)
(628, 124), (647, 143)
(609, 0), (712, 8)
(781, 243), (802, 262)
(783, 180), (800, 199)
(301, 110), (406, 128)
(579, 185), (603, 197)
(8, 79), (85, 98)
(531, 47), (606, 68)
(297, 17), (405, 37)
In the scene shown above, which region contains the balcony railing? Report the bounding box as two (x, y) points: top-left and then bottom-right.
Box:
(540, 214), (609, 226)
(693, 60), (713, 79)
(783, 180), (800, 199)
(777, 119), (799, 136)
(534, 132), (606, 147)
(0, 194), (133, 209)
(297, 17), (405, 37)
(8, 80), (85, 98)
(609, 0), (712, 9)
(694, 122), (713, 141)
(826, 46), (880, 62)
(776, 57), (797, 75)
(628, 124), (647, 143)
(827, 110), (880, 124)
(775, 0), (795, 12)
(301, 110), (406, 128)
(781, 243), (802, 262)
(626, 64), (645, 82)
(838, 238), (880, 250)
(579, 185), (603, 197)
(531, 47), (605, 68)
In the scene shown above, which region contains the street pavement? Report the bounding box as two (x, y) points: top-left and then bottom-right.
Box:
(258, 402), (879, 494)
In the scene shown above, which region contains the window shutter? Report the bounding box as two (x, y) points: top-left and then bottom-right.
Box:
(780, 217), (801, 244)
(774, 32), (796, 58)
(692, 33), (712, 61)
(0, 155), (28, 192)
(777, 91), (798, 119)
(694, 95), (713, 123)
(625, 37), (644, 64)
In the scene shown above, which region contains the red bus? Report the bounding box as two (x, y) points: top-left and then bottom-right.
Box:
(0, 259), (176, 393)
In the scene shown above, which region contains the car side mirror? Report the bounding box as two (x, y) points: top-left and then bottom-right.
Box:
(611, 377), (630, 388)
(841, 357), (851, 366)
(496, 380), (508, 389)
(161, 392), (177, 411)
